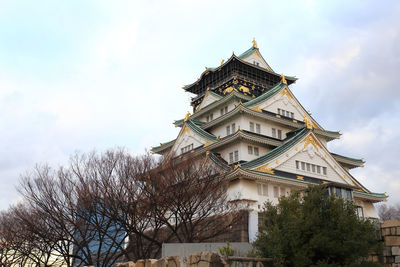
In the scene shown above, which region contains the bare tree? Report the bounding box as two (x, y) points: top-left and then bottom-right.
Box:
(377, 203), (400, 221)
(3, 148), (243, 265)
(147, 154), (241, 243)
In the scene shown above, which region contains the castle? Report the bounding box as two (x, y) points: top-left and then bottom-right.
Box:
(152, 40), (386, 241)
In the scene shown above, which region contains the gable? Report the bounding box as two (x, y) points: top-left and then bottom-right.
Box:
(249, 86), (322, 129)
(197, 91), (222, 111)
(242, 52), (271, 70)
(171, 125), (212, 155)
(250, 132), (357, 187)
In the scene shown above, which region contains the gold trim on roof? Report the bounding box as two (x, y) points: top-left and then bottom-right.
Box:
(303, 116), (313, 130)
(254, 164), (274, 174)
(252, 38), (258, 49)
(280, 74), (287, 85)
(184, 112), (191, 122)
(301, 134), (322, 151)
(280, 88), (292, 99)
(239, 85), (250, 94)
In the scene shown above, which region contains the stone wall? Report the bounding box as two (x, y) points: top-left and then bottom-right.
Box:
(369, 219), (400, 266)
(114, 253), (224, 267)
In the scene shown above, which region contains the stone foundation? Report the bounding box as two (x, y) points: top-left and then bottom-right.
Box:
(369, 219), (400, 266)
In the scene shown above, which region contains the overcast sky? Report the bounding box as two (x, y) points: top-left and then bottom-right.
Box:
(0, 0), (399, 210)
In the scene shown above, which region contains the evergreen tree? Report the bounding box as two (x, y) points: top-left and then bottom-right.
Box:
(254, 186), (383, 267)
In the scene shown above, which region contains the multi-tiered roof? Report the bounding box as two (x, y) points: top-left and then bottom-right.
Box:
(152, 40), (386, 207)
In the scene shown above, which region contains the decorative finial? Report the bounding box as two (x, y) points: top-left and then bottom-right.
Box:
(221, 59), (224, 65)
(280, 74), (287, 85)
(205, 67), (208, 70)
(252, 38), (258, 49)
(217, 136), (220, 141)
(234, 162), (241, 169)
(206, 151), (210, 156)
(238, 125), (241, 131)
(184, 112), (190, 122)
(303, 116), (313, 130)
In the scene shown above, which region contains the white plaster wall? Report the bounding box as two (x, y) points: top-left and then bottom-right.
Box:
(228, 179), (293, 210)
(275, 150), (344, 183)
(354, 199), (379, 219)
(172, 129), (207, 155)
(214, 141), (271, 163)
(209, 113), (292, 140)
(227, 179), (258, 202)
(260, 94), (304, 121)
(199, 100), (240, 123)
(215, 143), (241, 164)
(242, 53), (269, 70)
(198, 93), (219, 110)
(210, 116), (243, 138)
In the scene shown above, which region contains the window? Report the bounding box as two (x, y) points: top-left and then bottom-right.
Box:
(220, 106), (228, 116)
(346, 189), (352, 200)
(226, 126), (231, 135)
(262, 184), (268, 196)
(257, 184), (262, 195)
(232, 123), (236, 132)
(280, 187), (285, 196)
(277, 108), (294, 118)
(278, 130), (282, 139)
(272, 128), (276, 138)
(248, 146), (253, 155)
(250, 122), (254, 132)
(181, 143), (194, 154)
(356, 206), (364, 219)
(229, 152), (234, 164)
(336, 187), (342, 197)
(254, 147), (259, 156)
(328, 186), (353, 200)
(256, 123), (261, 134)
(206, 113), (214, 122)
(234, 150), (239, 162)
(297, 161), (328, 176)
(274, 186), (279, 198)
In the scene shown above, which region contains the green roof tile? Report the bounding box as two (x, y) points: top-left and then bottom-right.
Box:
(241, 127), (310, 169)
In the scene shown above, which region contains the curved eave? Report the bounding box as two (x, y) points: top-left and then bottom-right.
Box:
(152, 140), (176, 154)
(242, 81), (285, 107)
(183, 54), (297, 94)
(207, 152), (230, 171)
(241, 127), (310, 169)
(353, 191), (388, 203)
(226, 169), (386, 203)
(185, 120), (217, 142)
(226, 168), (315, 187)
(332, 153), (365, 169)
(174, 118), (205, 128)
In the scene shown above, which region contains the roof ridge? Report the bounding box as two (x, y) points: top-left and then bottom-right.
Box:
(243, 82), (284, 107)
(186, 119), (217, 141)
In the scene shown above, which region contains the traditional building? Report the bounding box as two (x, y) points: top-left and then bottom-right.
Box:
(152, 40), (387, 241)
